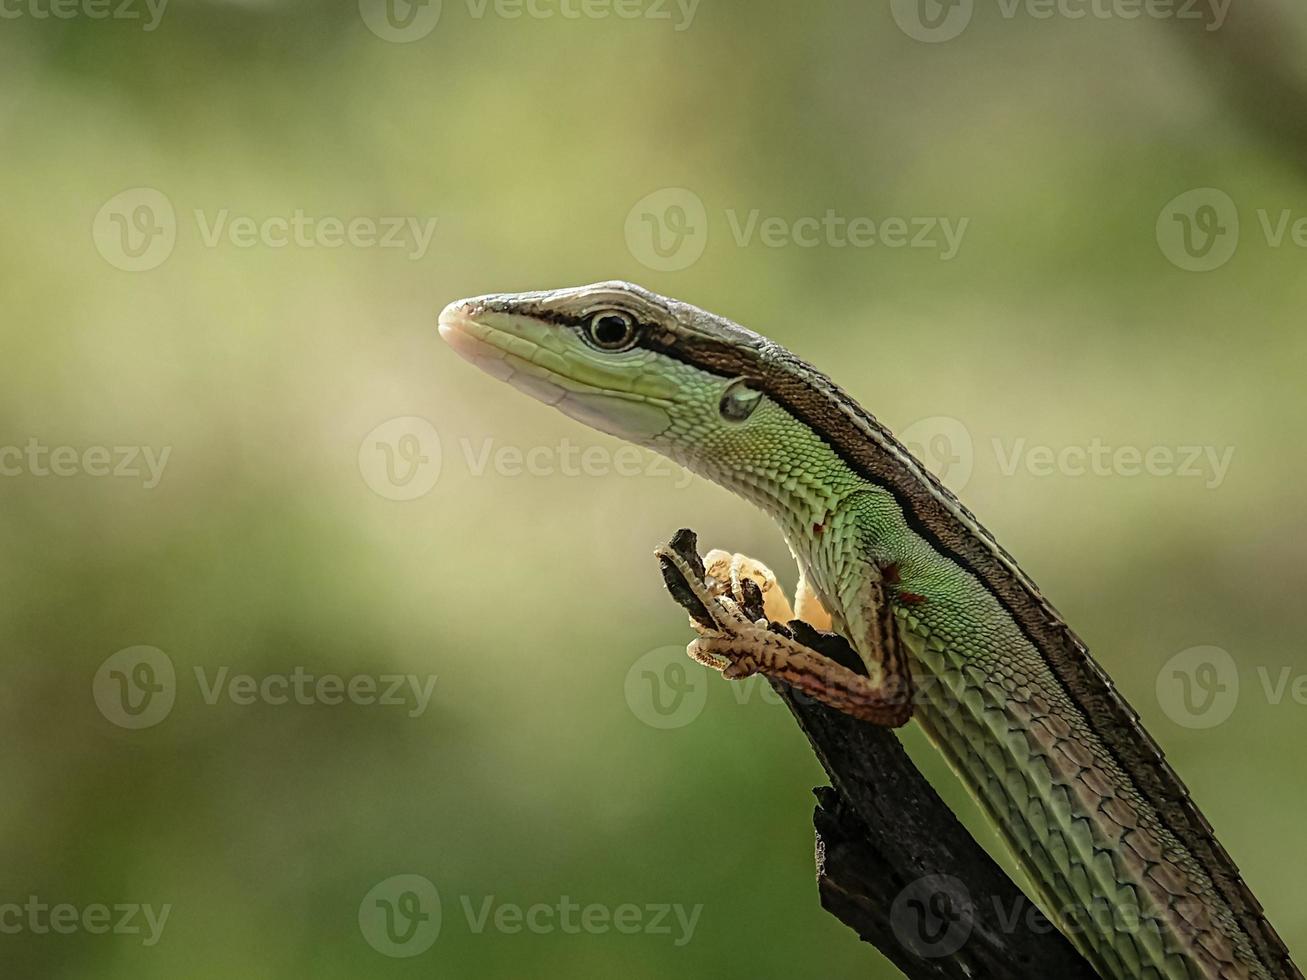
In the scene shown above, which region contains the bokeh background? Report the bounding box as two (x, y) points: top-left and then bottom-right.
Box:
(3, 1), (1306, 977)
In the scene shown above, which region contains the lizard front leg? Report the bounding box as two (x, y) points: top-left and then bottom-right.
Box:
(655, 531), (914, 728)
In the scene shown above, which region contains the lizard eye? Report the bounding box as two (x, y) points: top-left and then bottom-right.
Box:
(585, 310), (639, 351)
(719, 378), (763, 422)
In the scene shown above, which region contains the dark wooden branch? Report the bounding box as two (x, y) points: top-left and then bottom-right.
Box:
(657, 529), (1097, 980)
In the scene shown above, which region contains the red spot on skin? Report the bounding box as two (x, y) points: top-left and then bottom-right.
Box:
(898, 591), (926, 605)
(882, 562), (901, 585)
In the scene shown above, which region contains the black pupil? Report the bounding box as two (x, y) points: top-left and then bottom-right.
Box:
(592, 314), (631, 347)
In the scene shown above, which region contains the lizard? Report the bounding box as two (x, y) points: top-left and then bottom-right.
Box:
(437, 280), (1301, 980)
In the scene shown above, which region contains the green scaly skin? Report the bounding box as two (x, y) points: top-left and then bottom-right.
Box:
(438, 281), (1300, 980)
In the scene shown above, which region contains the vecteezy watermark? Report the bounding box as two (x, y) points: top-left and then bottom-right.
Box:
(1156, 645), (1239, 729)
(358, 417), (443, 501)
(888, 873), (1205, 955)
(0, 897), (171, 945)
(358, 416), (695, 501)
(359, 875), (442, 957)
(624, 645), (710, 729)
(890, 871), (1248, 957)
(0, 439), (171, 489)
(357, 0), (443, 42)
(890, 874), (975, 958)
(461, 0), (700, 29)
(896, 416), (1235, 493)
(1156, 644), (1307, 730)
(992, 438), (1234, 489)
(450, 437), (693, 489)
(722, 209), (968, 257)
(92, 188), (177, 273)
(92, 188), (438, 272)
(891, 0), (1229, 44)
(624, 188), (969, 271)
(623, 644), (1020, 728)
(1155, 188), (1239, 272)
(93, 647), (438, 729)
(1156, 187), (1307, 272)
(359, 0), (699, 43)
(192, 210), (437, 258)
(93, 646), (177, 730)
(359, 875), (702, 957)
(624, 641), (892, 729)
(624, 643), (878, 729)
(458, 895), (701, 946)
(0, 0), (168, 30)
(899, 416), (976, 492)
(624, 188), (709, 272)
(192, 667), (437, 717)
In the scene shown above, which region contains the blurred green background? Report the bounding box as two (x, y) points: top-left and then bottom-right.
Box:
(2, 1), (1306, 976)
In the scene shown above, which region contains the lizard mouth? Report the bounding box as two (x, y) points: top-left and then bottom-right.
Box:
(437, 302), (674, 441)
(437, 305), (517, 383)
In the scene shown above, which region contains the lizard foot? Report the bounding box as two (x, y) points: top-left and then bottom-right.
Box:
(655, 529), (914, 727)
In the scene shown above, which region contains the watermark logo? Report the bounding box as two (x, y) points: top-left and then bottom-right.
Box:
(359, 875), (442, 957)
(1155, 645), (1239, 729)
(897, 417), (1235, 490)
(93, 646), (176, 729)
(1156, 188), (1239, 272)
(0, 440), (171, 489)
(723, 210), (968, 256)
(887, 876), (1224, 950)
(360, 0), (698, 41)
(458, 437), (693, 487)
(359, 417), (443, 501)
(359, 876), (701, 954)
(1158, 187), (1307, 272)
(890, 874), (974, 958)
(893, 0), (1229, 42)
(194, 667), (437, 717)
(624, 645), (708, 729)
(193, 210), (437, 257)
(92, 191), (438, 269)
(994, 438), (1234, 489)
(359, 0), (442, 41)
(93, 188), (176, 273)
(95, 651), (437, 728)
(0, 898), (171, 945)
(0, 0), (169, 31)
(460, 894), (701, 944)
(625, 189), (970, 271)
(891, 0), (974, 42)
(359, 422), (695, 499)
(624, 187), (709, 272)
(465, 0), (700, 28)
(900, 416), (975, 492)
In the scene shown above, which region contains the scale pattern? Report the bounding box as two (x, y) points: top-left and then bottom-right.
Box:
(673, 393), (1277, 980)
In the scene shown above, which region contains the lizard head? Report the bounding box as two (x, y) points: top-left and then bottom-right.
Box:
(437, 281), (775, 453)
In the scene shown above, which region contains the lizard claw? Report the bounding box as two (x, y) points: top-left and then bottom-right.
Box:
(656, 529), (914, 728)
(655, 533), (778, 673)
